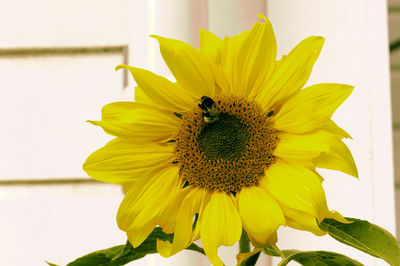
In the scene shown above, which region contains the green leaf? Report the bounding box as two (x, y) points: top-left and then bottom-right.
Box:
(66, 227), (205, 266)
(319, 218), (400, 265)
(275, 250), (363, 266)
(263, 247), (362, 265)
(241, 251), (261, 266)
(263, 245), (296, 258)
(45, 262), (59, 266)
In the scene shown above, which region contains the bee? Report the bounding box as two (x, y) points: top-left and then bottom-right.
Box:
(198, 96), (220, 123)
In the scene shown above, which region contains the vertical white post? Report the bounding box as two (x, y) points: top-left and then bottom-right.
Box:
(208, 0), (266, 38)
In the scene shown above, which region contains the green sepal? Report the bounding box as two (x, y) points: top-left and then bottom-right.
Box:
(263, 248), (362, 266)
(64, 227), (204, 266)
(319, 217), (400, 265)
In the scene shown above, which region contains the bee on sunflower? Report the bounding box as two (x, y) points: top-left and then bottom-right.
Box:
(83, 14), (358, 266)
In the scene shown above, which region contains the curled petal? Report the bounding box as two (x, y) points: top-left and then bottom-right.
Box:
(262, 161), (328, 219)
(321, 119), (352, 139)
(237, 186), (285, 247)
(314, 138), (358, 178)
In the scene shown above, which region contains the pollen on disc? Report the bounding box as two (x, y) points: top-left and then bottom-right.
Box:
(175, 95), (278, 193)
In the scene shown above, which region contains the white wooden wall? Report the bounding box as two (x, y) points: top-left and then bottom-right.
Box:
(0, 1), (396, 265)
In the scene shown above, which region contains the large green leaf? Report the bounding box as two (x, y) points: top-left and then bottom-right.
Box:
(319, 218), (400, 266)
(263, 248), (362, 266)
(279, 250), (362, 266)
(64, 227), (204, 266)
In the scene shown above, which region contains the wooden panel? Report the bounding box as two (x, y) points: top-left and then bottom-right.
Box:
(391, 70), (400, 124)
(389, 13), (400, 42)
(0, 183), (125, 265)
(394, 130), (400, 184)
(0, 53), (124, 180)
(391, 50), (400, 68)
(0, 0), (130, 48)
(389, 0), (400, 8)
(389, 13), (400, 66)
(0, 183), (210, 266)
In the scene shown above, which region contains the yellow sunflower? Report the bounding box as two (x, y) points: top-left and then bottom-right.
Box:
(83, 14), (357, 266)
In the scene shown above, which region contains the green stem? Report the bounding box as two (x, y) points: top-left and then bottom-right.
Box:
(239, 229), (260, 266)
(239, 229), (250, 253)
(271, 244), (286, 259)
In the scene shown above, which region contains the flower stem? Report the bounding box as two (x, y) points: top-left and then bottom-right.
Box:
(239, 229), (260, 266)
(239, 228), (250, 253)
(271, 244), (285, 259)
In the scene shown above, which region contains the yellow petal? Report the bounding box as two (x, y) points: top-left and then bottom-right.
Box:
(199, 28), (223, 65)
(261, 161), (328, 219)
(83, 138), (175, 184)
(135, 86), (154, 105)
(199, 29), (228, 93)
(200, 192), (242, 266)
(89, 105), (180, 141)
(122, 183), (133, 194)
(255, 36), (324, 110)
(237, 186), (285, 247)
(280, 203), (349, 236)
(117, 167), (181, 238)
(222, 15), (276, 97)
(274, 83), (354, 133)
(274, 130), (357, 177)
(274, 130), (332, 161)
(314, 138), (358, 178)
(100, 101), (136, 121)
(320, 119), (352, 139)
(280, 204), (326, 236)
(157, 187), (206, 257)
(116, 65), (193, 111)
(152, 35), (215, 98)
(127, 224), (156, 248)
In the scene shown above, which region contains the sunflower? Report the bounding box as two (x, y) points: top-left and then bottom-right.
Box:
(83, 14), (357, 266)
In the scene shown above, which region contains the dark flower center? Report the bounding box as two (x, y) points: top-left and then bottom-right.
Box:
(175, 95), (278, 193)
(197, 113), (249, 161)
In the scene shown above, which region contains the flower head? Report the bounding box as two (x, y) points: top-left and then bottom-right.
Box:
(83, 14), (357, 266)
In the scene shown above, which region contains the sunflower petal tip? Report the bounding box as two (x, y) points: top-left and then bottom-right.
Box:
(156, 239), (173, 258)
(115, 64), (126, 71)
(352, 170), (359, 179)
(312, 36), (325, 47)
(86, 120), (99, 125)
(257, 13), (268, 20)
(150, 34), (162, 40)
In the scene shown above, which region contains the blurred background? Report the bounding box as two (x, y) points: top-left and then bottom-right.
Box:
(0, 0), (398, 265)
